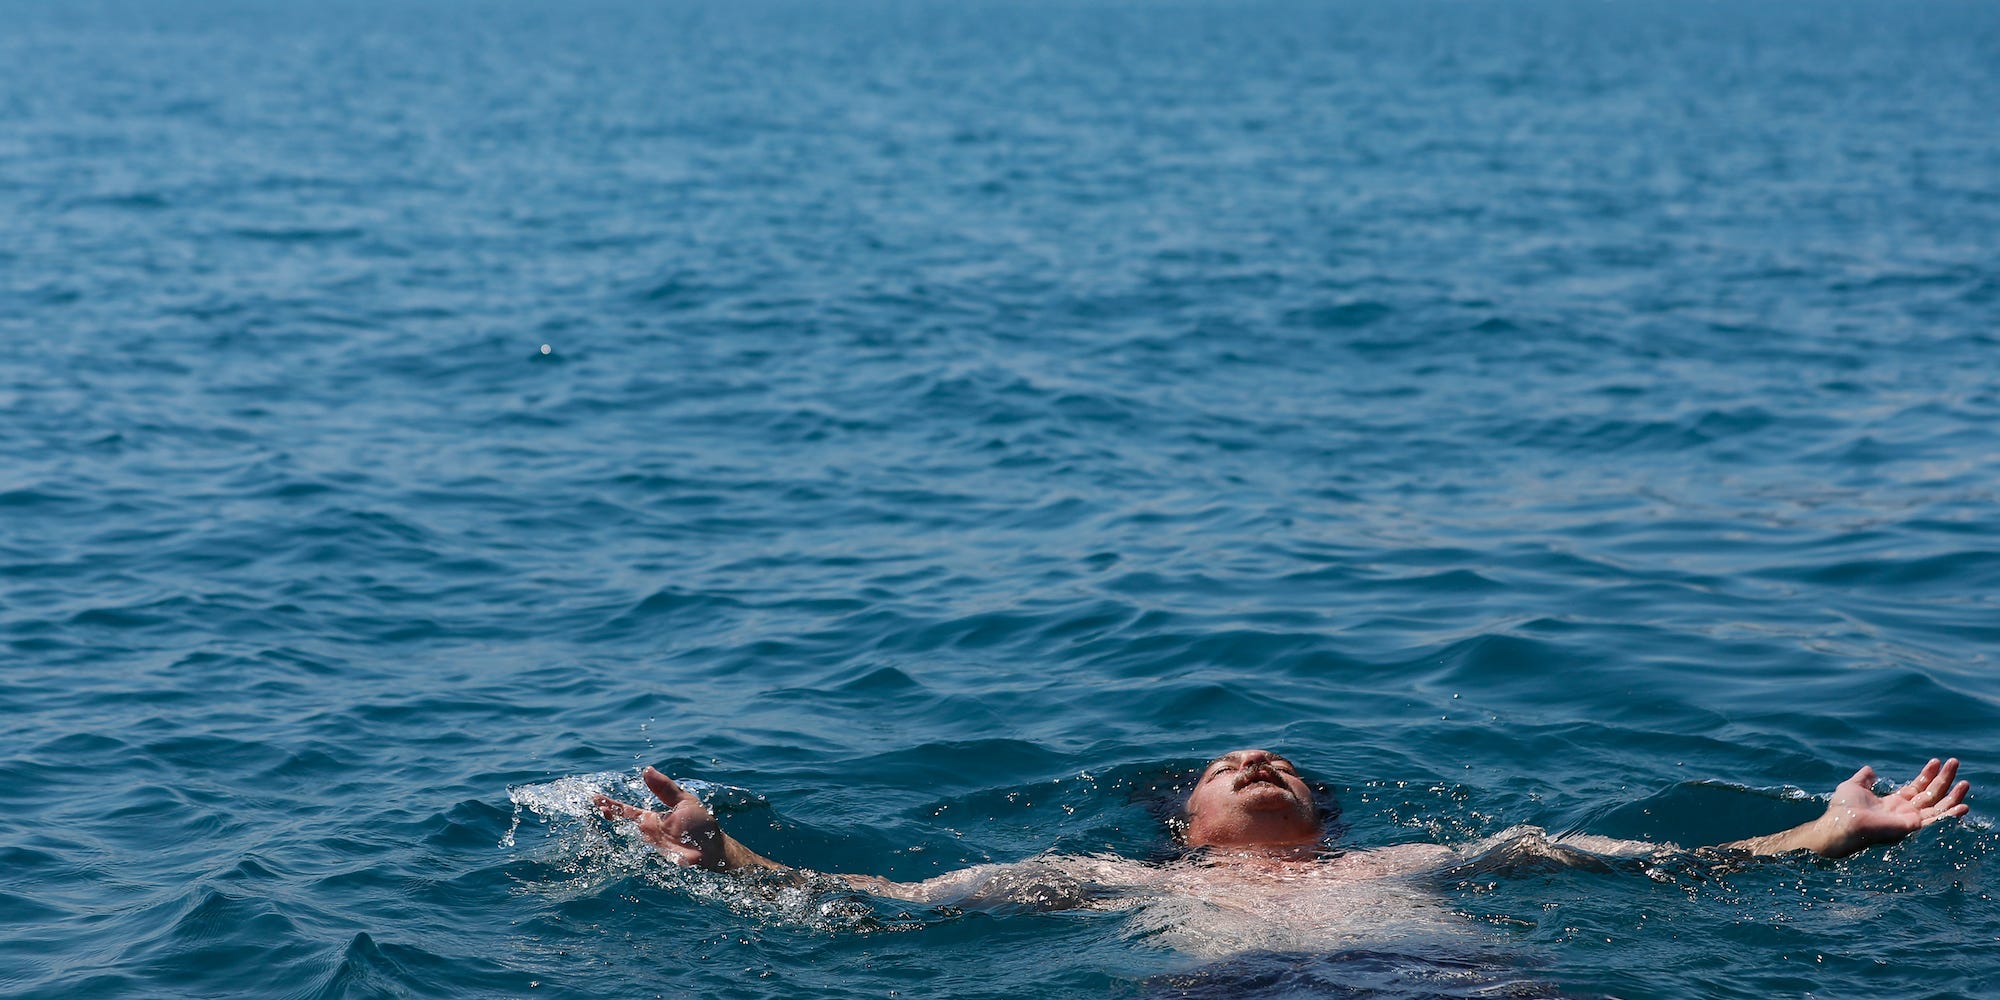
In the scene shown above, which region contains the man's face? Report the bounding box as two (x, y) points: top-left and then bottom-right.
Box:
(1182, 749), (1321, 849)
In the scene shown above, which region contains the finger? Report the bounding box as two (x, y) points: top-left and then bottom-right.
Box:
(1920, 781), (1970, 824)
(1939, 779), (1970, 812)
(642, 767), (693, 808)
(1896, 759), (1942, 799)
(1921, 803), (1970, 825)
(1909, 758), (1960, 806)
(1850, 765), (1878, 790)
(1927, 759), (1962, 802)
(593, 794), (644, 822)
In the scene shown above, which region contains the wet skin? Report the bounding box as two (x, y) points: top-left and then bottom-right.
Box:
(1182, 749), (1323, 850)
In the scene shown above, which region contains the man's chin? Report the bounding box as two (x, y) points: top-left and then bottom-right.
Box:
(1233, 784), (1302, 810)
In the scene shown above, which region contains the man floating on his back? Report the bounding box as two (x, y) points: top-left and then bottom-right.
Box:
(592, 749), (1970, 905)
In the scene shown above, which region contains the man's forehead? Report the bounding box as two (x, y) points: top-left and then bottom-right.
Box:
(1206, 749), (1294, 767)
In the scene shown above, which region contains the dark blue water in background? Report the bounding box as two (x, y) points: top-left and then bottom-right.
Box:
(4, 1), (1998, 996)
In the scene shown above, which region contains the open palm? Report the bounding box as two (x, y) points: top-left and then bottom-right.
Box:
(1819, 758), (1969, 858)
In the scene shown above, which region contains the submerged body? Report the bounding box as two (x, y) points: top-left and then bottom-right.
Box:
(896, 844), (1467, 957)
(811, 826), (1672, 958)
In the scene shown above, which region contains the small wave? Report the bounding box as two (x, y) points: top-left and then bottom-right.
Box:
(1282, 300), (1395, 331)
(225, 225), (366, 243)
(0, 487), (81, 510)
(72, 191), (171, 211)
(1759, 549), (2000, 591)
(309, 930), (490, 999)
(586, 586), (746, 642)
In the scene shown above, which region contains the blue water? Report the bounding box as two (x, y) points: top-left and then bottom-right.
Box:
(4, 0), (1999, 996)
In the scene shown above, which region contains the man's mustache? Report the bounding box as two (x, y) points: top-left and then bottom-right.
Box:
(1232, 764), (1287, 790)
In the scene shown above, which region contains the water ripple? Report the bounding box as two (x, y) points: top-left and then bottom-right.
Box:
(5, 1), (1999, 998)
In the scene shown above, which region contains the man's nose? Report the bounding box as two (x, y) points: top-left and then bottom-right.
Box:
(1240, 750), (1273, 766)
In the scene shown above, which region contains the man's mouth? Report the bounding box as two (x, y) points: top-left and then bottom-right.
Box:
(1233, 766), (1287, 791)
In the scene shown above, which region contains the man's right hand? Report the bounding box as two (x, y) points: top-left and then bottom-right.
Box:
(594, 767), (737, 870)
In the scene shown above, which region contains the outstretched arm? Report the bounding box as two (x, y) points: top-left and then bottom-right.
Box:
(592, 768), (1099, 905)
(1723, 758), (1970, 859)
